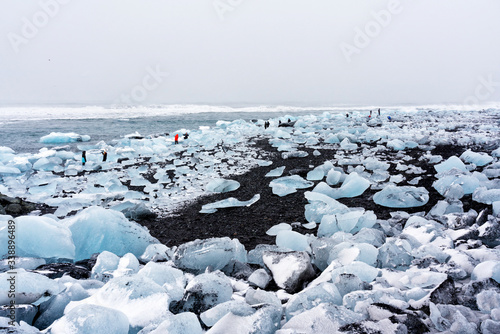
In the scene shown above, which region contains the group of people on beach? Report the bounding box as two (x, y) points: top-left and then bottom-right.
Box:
(81, 150), (107, 166)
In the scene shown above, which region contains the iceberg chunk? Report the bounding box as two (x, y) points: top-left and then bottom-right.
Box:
(206, 179), (240, 193)
(434, 156), (467, 173)
(200, 194), (260, 213)
(373, 185), (429, 208)
(265, 166), (285, 177)
(0, 216), (75, 260)
(40, 132), (91, 144)
(270, 175), (314, 197)
(173, 237), (247, 273)
(0, 269), (62, 305)
(62, 206), (158, 261)
(460, 150), (493, 167)
(46, 304), (129, 334)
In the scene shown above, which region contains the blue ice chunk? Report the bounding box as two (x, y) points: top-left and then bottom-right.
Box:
(285, 283), (342, 320)
(265, 166), (285, 177)
(200, 194), (260, 213)
(173, 237), (247, 273)
(373, 185), (429, 208)
(460, 150), (493, 167)
(206, 179), (240, 193)
(270, 175), (314, 197)
(45, 304), (129, 334)
(276, 230), (311, 252)
(63, 206), (158, 261)
(434, 156), (467, 173)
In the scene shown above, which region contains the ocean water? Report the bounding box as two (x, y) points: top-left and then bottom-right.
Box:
(1, 103), (497, 154)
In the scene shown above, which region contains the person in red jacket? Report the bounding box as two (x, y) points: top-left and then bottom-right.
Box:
(174, 134), (179, 144)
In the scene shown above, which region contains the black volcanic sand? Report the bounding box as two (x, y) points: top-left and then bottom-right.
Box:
(139, 137), (491, 251)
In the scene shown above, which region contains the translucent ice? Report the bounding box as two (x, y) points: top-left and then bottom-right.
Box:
(331, 172), (370, 199)
(0, 269), (62, 305)
(471, 261), (500, 283)
(206, 179), (240, 193)
(40, 132), (91, 144)
(200, 194), (260, 213)
(263, 251), (315, 293)
(434, 156), (467, 173)
(373, 185), (429, 208)
(66, 275), (170, 329)
(46, 304), (129, 334)
(200, 300), (254, 327)
(433, 173), (479, 196)
(285, 283), (342, 320)
(137, 262), (185, 302)
(326, 169), (342, 186)
(181, 271), (233, 313)
(270, 176), (314, 197)
(206, 304), (281, 334)
(306, 166), (325, 181)
(91, 251), (120, 282)
(266, 223), (292, 236)
(0, 216), (74, 260)
(472, 187), (500, 205)
(265, 166), (285, 177)
(141, 312), (202, 334)
(460, 150), (493, 167)
(63, 206), (158, 261)
(173, 237), (247, 273)
(276, 230), (311, 252)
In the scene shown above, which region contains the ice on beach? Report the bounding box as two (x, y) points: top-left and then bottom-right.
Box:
(340, 138), (358, 151)
(433, 173), (479, 196)
(471, 261), (500, 283)
(173, 237), (247, 273)
(206, 179), (240, 193)
(206, 303), (281, 334)
(306, 166), (325, 181)
(263, 251), (315, 293)
(285, 283), (342, 320)
(40, 132), (90, 144)
(62, 206), (158, 261)
(91, 251), (120, 281)
(0, 216), (75, 260)
(0, 269), (62, 305)
(140, 312), (202, 334)
(434, 156), (467, 173)
(331, 172), (370, 199)
(265, 166), (285, 177)
(200, 300), (254, 327)
(373, 185), (429, 208)
(200, 194), (260, 213)
(276, 230), (311, 252)
(278, 304), (365, 333)
(460, 150), (493, 167)
(66, 275), (170, 329)
(140, 243), (172, 263)
(270, 175), (314, 197)
(181, 271), (233, 313)
(326, 169), (342, 186)
(46, 304), (129, 334)
(248, 269), (272, 289)
(472, 187), (500, 205)
(137, 262), (185, 301)
(266, 223), (292, 236)
(387, 139), (406, 151)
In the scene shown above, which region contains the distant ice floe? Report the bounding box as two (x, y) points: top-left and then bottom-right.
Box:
(40, 132), (91, 144)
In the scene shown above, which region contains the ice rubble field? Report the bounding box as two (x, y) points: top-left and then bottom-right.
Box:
(1, 108), (500, 333)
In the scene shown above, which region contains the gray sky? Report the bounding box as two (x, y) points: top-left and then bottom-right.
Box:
(1, 0), (500, 106)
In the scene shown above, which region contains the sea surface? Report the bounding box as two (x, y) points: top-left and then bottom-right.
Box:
(1, 103), (497, 154)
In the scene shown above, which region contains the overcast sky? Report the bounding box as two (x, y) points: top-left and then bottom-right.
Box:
(1, 0), (499, 106)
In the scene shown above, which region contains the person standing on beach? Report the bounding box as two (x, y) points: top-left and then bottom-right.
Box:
(101, 150), (107, 162)
(175, 134), (179, 144)
(378, 108), (381, 116)
(82, 151), (87, 165)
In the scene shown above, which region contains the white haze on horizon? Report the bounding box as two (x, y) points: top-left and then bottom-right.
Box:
(1, 0), (499, 107)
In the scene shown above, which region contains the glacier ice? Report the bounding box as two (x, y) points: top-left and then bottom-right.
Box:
(265, 166), (285, 177)
(460, 150), (493, 167)
(206, 179), (240, 193)
(269, 175), (314, 197)
(276, 230), (311, 252)
(200, 300), (254, 327)
(434, 156), (467, 173)
(40, 132), (91, 144)
(0, 216), (74, 260)
(263, 251), (315, 293)
(173, 237), (246, 273)
(200, 194), (260, 213)
(62, 206), (158, 261)
(285, 283), (342, 320)
(266, 223), (292, 236)
(180, 271), (233, 313)
(373, 185), (429, 208)
(66, 275), (170, 329)
(0, 269), (62, 305)
(46, 304), (129, 334)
